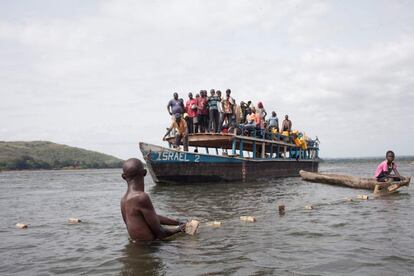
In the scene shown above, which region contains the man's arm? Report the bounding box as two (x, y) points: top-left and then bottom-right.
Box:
(392, 167), (402, 179)
(139, 193), (183, 239)
(163, 127), (173, 140)
(167, 102), (172, 115)
(158, 215), (180, 225)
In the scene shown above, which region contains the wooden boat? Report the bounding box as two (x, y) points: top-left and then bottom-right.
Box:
(299, 170), (411, 192)
(140, 132), (320, 184)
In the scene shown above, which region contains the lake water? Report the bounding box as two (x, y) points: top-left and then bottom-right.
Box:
(1, 160), (413, 275)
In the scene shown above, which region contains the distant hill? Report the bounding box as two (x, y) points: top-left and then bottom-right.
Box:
(0, 141), (123, 170)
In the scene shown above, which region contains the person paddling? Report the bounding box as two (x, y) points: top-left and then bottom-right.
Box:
(375, 151), (402, 182)
(120, 158), (186, 241)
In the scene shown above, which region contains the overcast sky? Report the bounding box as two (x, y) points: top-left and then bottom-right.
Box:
(1, 0), (414, 159)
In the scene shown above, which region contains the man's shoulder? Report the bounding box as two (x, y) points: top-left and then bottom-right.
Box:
(377, 160), (387, 167)
(126, 191), (151, 203)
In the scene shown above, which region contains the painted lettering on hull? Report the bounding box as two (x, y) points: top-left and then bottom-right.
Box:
(155, 151), (196, 162)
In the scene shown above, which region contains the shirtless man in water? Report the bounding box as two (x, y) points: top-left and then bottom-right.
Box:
(120, 158), (186, 241)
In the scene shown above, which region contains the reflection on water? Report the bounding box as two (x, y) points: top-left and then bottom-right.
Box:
(120, 242), (165, 276)
(0, 160), (413, 275)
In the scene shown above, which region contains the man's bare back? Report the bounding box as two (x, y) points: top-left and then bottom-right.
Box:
(120, 158), (185, 241)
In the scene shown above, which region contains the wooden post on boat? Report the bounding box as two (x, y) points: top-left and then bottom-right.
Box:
(239, 139), (244, 157)
(232, 138), (237, 156)
(253, 141), (256, 158)
(261, 142), (265, 158)
(270, 144), (273, 158)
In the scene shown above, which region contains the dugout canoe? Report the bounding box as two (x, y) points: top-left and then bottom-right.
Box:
(299, 170), (411, 191)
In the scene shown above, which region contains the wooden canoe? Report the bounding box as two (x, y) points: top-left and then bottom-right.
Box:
(299, 170), (411, 191)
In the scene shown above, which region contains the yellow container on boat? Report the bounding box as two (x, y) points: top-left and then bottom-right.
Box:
(300, 138), (308, 150)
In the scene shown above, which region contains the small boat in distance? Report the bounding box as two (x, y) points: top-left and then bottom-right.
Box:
(299, 170), (411, 192)
(140, 132), (320, 184)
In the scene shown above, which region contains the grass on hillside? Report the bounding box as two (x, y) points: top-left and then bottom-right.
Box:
(0, 141), (123, 170)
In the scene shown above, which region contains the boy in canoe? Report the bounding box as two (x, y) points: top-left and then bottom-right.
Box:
(375, 151), (402, 182)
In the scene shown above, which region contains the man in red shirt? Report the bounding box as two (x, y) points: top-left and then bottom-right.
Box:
(197, 90), (209, 133)
(185, 92), (198, 133)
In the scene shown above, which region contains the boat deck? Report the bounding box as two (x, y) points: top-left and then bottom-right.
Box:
(166, 133), (318, 154)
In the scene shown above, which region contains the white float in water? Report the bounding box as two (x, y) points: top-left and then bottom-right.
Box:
(68, 218), (82, 224)
(16, 223), (28, 229)
(240, 216), (256, 222)
(185, 220), (200, 235)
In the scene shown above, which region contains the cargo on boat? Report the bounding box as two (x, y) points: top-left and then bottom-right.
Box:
(140, 131), (320, 184)
(299, 170), (411, 191)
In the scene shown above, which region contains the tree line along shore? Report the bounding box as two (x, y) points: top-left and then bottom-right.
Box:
(0, 141), (123, 171)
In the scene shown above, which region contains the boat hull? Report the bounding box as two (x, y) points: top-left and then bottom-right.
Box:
(140, 142), (319, 184)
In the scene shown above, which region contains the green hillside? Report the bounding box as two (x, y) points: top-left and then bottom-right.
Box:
(0, 141), (123, 170)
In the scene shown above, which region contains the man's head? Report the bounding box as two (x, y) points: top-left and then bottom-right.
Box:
(175, 113), (182, 122)
(210, 89), (215, 96)
(272, 111), (276, 117)
(217, 90), (221, 97)
(122, 158), (147, 182)
(386, 150), (395, 162)
(188, 92), (193, 99)
(226, 89), (231, 97)
(285, 115), (289, 120)
(173, 93), (178, 100)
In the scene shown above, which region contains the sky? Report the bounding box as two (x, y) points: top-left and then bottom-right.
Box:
(1, 0), (414, 159)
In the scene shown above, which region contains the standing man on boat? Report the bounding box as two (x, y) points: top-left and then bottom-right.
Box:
(163, 113), (189, 151)
(167, 92), (184, 117)
(216, 90), (223, 132)
(221, 89), (235, 131)
(375, 151), (402, 182)
(281, 115), (293, 143)
(239, 101), (250, 124)
(208, 89), (220, 133)
(197, 90), (209, 133)
(185, 92), (197, 134)
(282, 115), (292, 132)
(267, 111), (279, 132)
(121, 158), (186, 241)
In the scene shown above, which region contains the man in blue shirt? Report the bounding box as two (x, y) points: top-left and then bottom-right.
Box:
(167, 92), (184, 116)
(267, 111), (279, 132)
(208, 89), (221, 133)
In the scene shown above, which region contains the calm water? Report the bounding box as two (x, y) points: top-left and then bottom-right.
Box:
(0, 160), (413, 275)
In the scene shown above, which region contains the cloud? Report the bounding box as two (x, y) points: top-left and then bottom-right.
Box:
(0, 0), (413, 158)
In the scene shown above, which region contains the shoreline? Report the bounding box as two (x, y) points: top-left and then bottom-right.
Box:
(0, 167), (122, 173)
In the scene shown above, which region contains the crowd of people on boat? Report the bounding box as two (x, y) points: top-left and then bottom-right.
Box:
(164, 90), (315, 152)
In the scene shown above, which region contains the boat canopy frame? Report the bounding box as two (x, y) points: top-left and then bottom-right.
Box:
(166, 131), (319, 161)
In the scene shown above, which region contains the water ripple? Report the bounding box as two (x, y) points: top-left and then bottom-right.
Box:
(0, 162), (413, 275)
